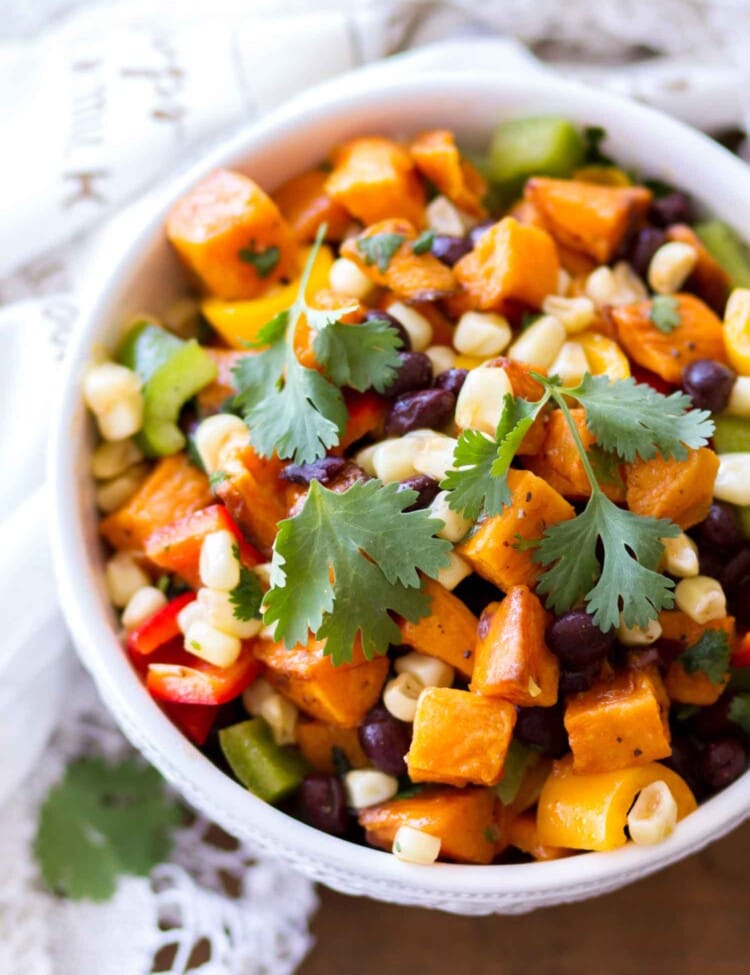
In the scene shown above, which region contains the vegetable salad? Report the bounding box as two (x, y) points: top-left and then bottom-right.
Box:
(84, 117), (750, 865)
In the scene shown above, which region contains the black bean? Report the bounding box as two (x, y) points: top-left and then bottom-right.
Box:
(382, 351), (433, 398)
(364, 309), (411, 352)
(396, 475), (440, 511)
(724, 545), (750, 594)
(558, 664), (601, 695)
(699, 737), (747, 791)
(682, 359), (736, 413)
(296, 774), (348, 835)
(385, 388), (456, 436)
(358, 707), (412, 776)
(662, 736), (705, 798)
(430, 234), (472, 267)
(649, 191), (694, 228)
(467, 220), (495, 247)
(434, 368), (468, 397)
(280, 456), (348, 486)
(453, 574), (503, 617)
(514, 704), (568, 758)
(695, 502), (743, 551)
(546, 610), (616, 670)
(625, 227), (668, 279)
(692, 693), (738, 741)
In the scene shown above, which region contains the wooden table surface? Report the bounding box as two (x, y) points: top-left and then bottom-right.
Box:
(301, 821), (750, 975)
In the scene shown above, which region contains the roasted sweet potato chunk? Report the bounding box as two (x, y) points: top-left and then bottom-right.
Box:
(659, 611), (735, 706)
(273, 168), (351, 242)
(506, 811), (570, 861)
(471, 586), (559, 706)
(398, 578), (478, 677)
(564, 666), (671, 774)
(295, 721), (369, 773)
(167, 169), (298, 300)
(406, 687), (516, 787)
(410, 129), (487, 217)
(625, 447), (719, 530)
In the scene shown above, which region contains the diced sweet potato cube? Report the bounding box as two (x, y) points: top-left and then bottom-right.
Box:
(667, 224), (730, 313)
(398, 578), (478, 677)
(525, 408), (625, 501)
(406, 687), (516, 787)
(166, 169), (298, 300)
(471, 585), (559, 706)
(410, 130), (487, 217)
(196, 348), (248, 414)
(359, 787), (497, 864)
(659, 611), (735, 706)
(564, 666), (671, 774)
(214, 430), (288, 554)
(100, 454), (212, 552)
(658, 611), (736, 648)
(625, 447), (719, 530)
(273, 168), (351, 242)
(611, 294), (728, 384)
(506, 811), (571, 861)
(457, 470), (575, 591)
(254, 636), (389, 728)
(325, 137), (426, 226)
(295, 721), (369, 773)
(525, 177), (651, 263)
(340, 218), (456, 301)
(664, 661), (729, 706)
(453, 217), (559, 311)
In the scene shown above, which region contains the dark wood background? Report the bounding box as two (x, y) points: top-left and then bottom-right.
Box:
(301, 821), (750, 975)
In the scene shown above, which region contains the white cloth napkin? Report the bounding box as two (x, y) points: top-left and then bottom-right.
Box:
(2, 2), (750, 973)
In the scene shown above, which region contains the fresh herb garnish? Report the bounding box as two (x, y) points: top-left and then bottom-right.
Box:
(728, 693), (750, 734)
(412, 229), (435, 255)
(237, 242), (280, 277)
(356, 232), (405, 273)
(263, 479), (451, 664)
(679, 629), (731, 685)
(208, 470), (227, 490)
(494, 740), (540, 805)
(35, 758), (181, 902)
(441, 372), (713, 631)
(582, 125), (613, 166)
(233, 225), (402, 464)
(649, 295), (682, 333)
(229, 561), (264, 622)
(331, 746), (351, 777)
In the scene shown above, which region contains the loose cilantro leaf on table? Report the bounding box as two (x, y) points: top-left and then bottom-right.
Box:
(230, 562), (264, 621)
(238, 242), (280, 277)
(649, 295), (682, 333)
(35, 758), (181, 902)
(263, 479), (451, 664)
(728, 693), (750, 735)
(356, 232), (405, 272)
(679, 629), (731, 685)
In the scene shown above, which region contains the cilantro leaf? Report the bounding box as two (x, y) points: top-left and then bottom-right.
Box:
(230, 563), (264, 621)
(412, 230), (435, 255)
(263, 480), (451, 664)
(209, 470), (227, 490)
(568, 373), (714, 463)
(238, 242), (281, 277)
(679, 629), (731, 685)
(442, 394), (549, 519)
(728, 693), (750, 734)
(34, 758), (181, 902)
(313, 316), (403, 392)
(494, 741), (540, 805)
(649, 295), (681, 333)
(356, 233), (405, 273)
(583, 125), (613, 165)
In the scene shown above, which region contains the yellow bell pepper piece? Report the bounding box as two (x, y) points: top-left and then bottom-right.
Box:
(201, 245), (334, 349)
(572, 165), (632, 187)
(723, 288), (750, 375)
(454, 354), (488, 371)
(536, 756), (697, 852)
(577, 330), (631, 381)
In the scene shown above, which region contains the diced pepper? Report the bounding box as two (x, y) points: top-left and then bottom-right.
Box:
(219, 717), (309, 803)
(693, 220), (750, 289)
(397, 577), (478, 677)
(506, 811), (571, 861)
(358, 787), (497, 864)
(146, 642), (261, 706)
(295, 721), (369, 773)
(487, 117), (585, 198)
(254, 636), (389, 728)
(332, 390), (387, 454)
(723, 288), (750, 375)
(564, 666), (671, 774)
(144, 503), (263, 588)
(100, 454), (212, 552)
(457, 469), (575, 591)
(406, 687), (516, 787)
(410, 129), (487, 217)
(273, 168), (351, 242)
(127, 592), (196, 656)
(625, 447), (719, 530)
(713, 416), (750, 454)
(471, 586), (559, 707)
(536, 755), (697, 851)
(160, 700), (219, 746)
(166, 168), (298, 300)
(732, 631), (750, 668)
(576, 331), (631, 381)
(664, 659), (729, 706)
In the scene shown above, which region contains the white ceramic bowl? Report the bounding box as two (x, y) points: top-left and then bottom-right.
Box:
(49, 70), (750, 915)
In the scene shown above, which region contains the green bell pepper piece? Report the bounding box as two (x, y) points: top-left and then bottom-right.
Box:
(219, 718), (308, 803)
(694, 220), (750, 289)
(117, 320), (217, 457)
(487, 117), (585, 199)
(712, 415), (750, 454)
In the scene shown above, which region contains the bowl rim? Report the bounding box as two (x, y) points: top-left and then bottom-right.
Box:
(48, 67), (750, 906)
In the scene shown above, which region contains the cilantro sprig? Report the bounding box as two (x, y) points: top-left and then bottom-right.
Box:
(238, 241), (280, 277)
(441, 372), (714, 631)
(263, 479), (451, 664)
(233, 225), (403, 464)
(678, 629), (731, 685)
(356, 232), (405, 272)
(230, 560), (264, 622)
(649, 295), (681, 333)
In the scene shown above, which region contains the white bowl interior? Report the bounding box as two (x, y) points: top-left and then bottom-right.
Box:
(49, 70), (750, 914)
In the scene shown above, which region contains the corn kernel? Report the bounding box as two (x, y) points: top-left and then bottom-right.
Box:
(660, 533), (699, 578)
(392, 825), (441, 864)
(507, 314), (566, 370)
(383, 672), (424, 722)
(199, 530), (241, 591)
(648, 242), (698, 295)
(193, 414), (248, 474)
(616, 617), (663, 647)
(412, 435), (459, 481)
(627, 780), (678, 846)
(436, 550), (472, 591)
(723, 289), (750, 375)
(454, 311), (512, 357)
(387, 302), (433, 352)
(725, 376), (750, 417)
(353, 442), (379, 476)
(395, 651), (454, 689)
(83, 362), (142, 415)
(95, 463), (149, 513)
(344, 770), (399, 810)
(426, 195), (466, 236)
(372, 438), (420, 483)
(242, 677), (276, 715)
(674, 575), (727, 624)
(428, 490), (473, 543)
(197, 587), (262, 639)
(259, 693), (298, 746)
(455, 366), (513, 434)
(91, 439), (143, 480)
(424, 345), (457, 376)
(105, 551), (150, 609)
(177, 599), (204, 636)
(549, 341), (588, 387)
(185, 619), (242, 668)
(542, 295), (596, 335)
(328, 257), (376, 300)
(557, 268), (572, 296)
(714, 452), (750, 505)
(121, 585), (167, 631)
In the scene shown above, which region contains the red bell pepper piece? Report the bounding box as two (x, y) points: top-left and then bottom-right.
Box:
(159, 700), (220, 745)
(731, 631), (750, 668)
(127, 592), (196, 656)
(144, 503), (263, 587)
(334, 390), (387, 453)
(146, 642), (261, 705)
